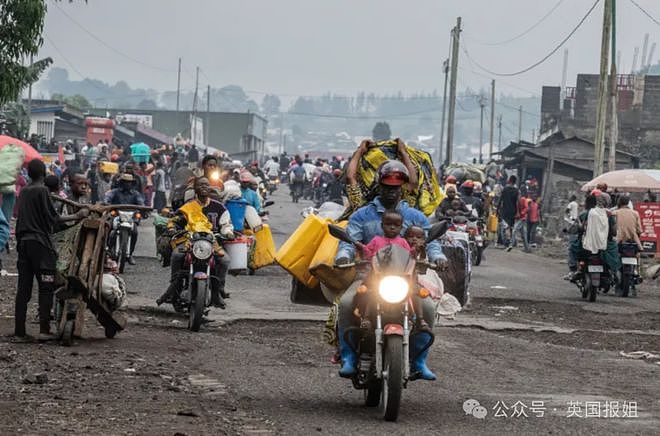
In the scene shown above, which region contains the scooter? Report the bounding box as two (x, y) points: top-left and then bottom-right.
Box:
(109, 209), (142, 273)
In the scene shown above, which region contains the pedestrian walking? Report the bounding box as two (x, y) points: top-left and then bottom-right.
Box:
(153, 161), (168, 211)
(509, 191), (531, 253)
(498, 175), (519, 248)
(527, 194), (541, 246)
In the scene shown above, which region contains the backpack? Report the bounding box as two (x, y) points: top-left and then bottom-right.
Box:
(292, 165), (306, 182)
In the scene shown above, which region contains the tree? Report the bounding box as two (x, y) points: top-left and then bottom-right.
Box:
(68, 94), (92, 110)
(372, 122), (392, 141)
(0, 101), (30, 138)
(0, 0), (52, 105)
(261, 94), (281, 115)
(136, 99), (158, 110)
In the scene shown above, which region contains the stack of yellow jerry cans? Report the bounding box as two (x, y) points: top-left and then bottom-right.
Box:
(275, 214), (355, 302)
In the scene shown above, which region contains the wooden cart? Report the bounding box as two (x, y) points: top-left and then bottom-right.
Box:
(53, 197), (151, 345)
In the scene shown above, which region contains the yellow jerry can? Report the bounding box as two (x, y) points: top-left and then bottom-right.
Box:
(309, 221), (356, 291)
(249, 224), (277, 269)
(275, 214), (328, 288)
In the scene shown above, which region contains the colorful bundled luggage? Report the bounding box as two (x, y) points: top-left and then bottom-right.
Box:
(344, 139), (444, 217)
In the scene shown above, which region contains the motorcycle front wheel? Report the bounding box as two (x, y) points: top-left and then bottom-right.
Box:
(381, 336), (403, 422)
(118, 229), (129, 273)
(188, 279), (207, 332)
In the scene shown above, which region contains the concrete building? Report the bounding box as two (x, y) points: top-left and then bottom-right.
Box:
(27, 99), (86, 143)
(540, 74), (660, 166)
(90, 108), (267, 161)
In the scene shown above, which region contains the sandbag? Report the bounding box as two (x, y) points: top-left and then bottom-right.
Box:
(101, 273), (126, 310)
(436, 238), (470, 306)
(0, 144), (25, 187)
(446, 163), (485, 184)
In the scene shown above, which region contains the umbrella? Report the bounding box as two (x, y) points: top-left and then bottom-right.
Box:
(0, 135), (42, 163)
(582, 169), (660, 193)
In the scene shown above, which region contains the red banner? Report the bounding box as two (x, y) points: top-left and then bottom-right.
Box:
(635, 202), (660, 256)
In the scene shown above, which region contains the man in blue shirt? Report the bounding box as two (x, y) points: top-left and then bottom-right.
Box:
(239, 171), (261, 211)
(334, 160), (446, 381)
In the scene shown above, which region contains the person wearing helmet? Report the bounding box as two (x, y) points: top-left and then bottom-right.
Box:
(460, 180), (484, 218)
(104, 173), (145, 265)
(334, 159), (447, 380)
(239, 171), (261, 211)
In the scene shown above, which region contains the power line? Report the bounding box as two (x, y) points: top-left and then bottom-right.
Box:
(287, 107), (441, 119)
(466, 0), (566, 46)
(463, 0), (601, 77)
(629, 0), (660, 27)
(52, 2), (176, 73)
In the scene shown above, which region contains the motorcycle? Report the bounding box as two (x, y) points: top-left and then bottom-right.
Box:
(327, 223), (446, 422)
(618, 241), (642, 297)
(574, 250), (614, 302)
(466, 218), (487, 266)
(109, 210), (141, 273)
(267, 175), (279, 194)
(169, 230), (221, 331)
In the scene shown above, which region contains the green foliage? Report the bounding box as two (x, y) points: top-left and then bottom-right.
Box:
(51, 92), (92, 110)
(0, 101), (30, 138)
(0, 0), (52, 105)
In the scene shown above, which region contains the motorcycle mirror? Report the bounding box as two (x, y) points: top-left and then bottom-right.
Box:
(263, 200), (274, 208)
(427, 222), (448, 243)
(328, 224), (354, 244)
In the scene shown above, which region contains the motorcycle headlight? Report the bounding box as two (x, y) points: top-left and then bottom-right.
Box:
(192, 240), (213, 260)
(378, 276), (409, 304)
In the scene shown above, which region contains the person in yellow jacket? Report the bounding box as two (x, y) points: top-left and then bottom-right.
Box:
(157, 177), (234, 308)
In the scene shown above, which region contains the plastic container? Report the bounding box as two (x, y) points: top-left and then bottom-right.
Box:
(309, 220), (355, 291)
(99, 161), (119, 174)
(225, 238), (249, 271)
(226, 199), (248, 232)
(275, 214), (329, 288)
(130, 142), (151, 164)
(250, 224), (277, 269)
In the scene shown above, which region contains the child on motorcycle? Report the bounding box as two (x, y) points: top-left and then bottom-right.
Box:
(355, 210), (411, 258)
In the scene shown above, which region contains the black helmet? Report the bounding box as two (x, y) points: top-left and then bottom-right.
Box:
(377, 160), (410, 186)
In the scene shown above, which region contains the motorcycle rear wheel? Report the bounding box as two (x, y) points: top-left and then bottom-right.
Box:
(189, 280), (207, 332)
(586, 275), (597, 302)
(381, 336), (403, 422)
(620, 273), (631, 298)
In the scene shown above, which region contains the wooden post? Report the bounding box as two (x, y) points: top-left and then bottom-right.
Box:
(594, 0), (613, 177)
(446, 17), (461, 165)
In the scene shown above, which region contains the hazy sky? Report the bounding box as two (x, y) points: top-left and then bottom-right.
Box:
(39, 0), (660, 99)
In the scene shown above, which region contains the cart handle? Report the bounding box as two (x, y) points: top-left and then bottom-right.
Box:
(51, 195), (153, 213)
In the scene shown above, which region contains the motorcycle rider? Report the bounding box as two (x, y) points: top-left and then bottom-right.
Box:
(334, 160), (447, 380)
(459, 180), (484, 218)
(104, 173), (145, 265)
(323, 169), (345, 206)
(157, 177), (234, 308)
(435, 184), (469, 218)
(240, 171), (262, 211)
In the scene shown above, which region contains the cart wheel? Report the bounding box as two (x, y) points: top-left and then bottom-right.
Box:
(104, 325), (118, 339)
(62, 320), (75, 346)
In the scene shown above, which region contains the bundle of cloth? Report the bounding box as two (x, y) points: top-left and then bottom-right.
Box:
(344, 139), (444, 217)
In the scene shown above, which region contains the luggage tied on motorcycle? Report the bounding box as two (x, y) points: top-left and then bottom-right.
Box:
(343, 140), (444, 219)
(0, 144), (25, 194)
(246, 224), (277, 270)
(275, 214), (355, 290)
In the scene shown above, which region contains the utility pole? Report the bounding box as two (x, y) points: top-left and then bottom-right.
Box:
(594, 0), (613, 177)
(27, 54), (34, 128)
(561, 49), (569, 99)
(608, 0), (618, 172)
(445, 17), (461, 166)
(641, 33), (649, 70)
(517, 105), (523, 142)
(631, 46), (639, 74)
(439, 58), (449, 166)
(479, 95), (485, 163)
(206, 85), (211, 147)
(192, 66), (200, 144)
(489, 79), (495, 161)
(497, 115), (503, 151)
(176, 57), (181, 133)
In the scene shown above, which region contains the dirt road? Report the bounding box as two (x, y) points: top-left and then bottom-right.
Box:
(0, 188), (658, 435)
